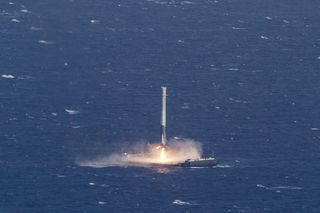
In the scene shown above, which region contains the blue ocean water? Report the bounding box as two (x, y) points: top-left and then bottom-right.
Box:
(1, 0), (320, 212)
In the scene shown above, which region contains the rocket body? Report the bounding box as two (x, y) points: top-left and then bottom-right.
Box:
(161, 87), (167, 146)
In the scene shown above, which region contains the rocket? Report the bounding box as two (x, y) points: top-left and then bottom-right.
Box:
(161, 87), (167, 146)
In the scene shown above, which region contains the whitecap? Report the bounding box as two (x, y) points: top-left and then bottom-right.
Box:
(214, 164), (233, 168)
(65, 109), (79, 115)
(1, 74), (15, 79)
(232, 27), (246, 30)
(90, 19), (100, 24)
(38, 40), (54, 45)
(260, 35), (269, 40)
(98, 201), (106, 205)
(30, 26), (42, 31)
(311, 128), (319, 131)
(256, 184), (266, 188)
(147, 0), (167, 5)
(21, 9), (30, 13)
(229, 97), (247, 103)
(89, 182), (95, 186)
(173, 200), (192, 205)
(11, 18), (20, 23)
(273, 186), (303, 190)
(180, 1), (193, 5)
(181, 103), (190, 109)
(71, 125), (81, 129)
(257, 184), (302, 191)
(265, 16), (272, 20)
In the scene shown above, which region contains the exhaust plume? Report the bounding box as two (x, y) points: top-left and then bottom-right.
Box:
(76, 138), (202, 168)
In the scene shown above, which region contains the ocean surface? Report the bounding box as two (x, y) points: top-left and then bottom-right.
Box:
(1, 0), (320, 212)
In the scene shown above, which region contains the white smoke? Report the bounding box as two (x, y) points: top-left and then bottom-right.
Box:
(166, 138), (202, 162)
(76, 138), (202, 168)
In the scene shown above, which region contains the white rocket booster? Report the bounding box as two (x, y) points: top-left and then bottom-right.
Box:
(161, 87), (167, 146)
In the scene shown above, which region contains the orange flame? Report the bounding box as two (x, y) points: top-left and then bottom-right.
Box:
(160, 147), (166, 161)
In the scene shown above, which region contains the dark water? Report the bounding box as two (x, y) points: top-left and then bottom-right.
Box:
(1, 0), (320, 212)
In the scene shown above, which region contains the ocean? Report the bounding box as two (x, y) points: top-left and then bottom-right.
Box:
(1, 0), (320, 212)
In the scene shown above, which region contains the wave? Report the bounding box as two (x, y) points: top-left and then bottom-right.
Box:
(257, 184), (303, 191)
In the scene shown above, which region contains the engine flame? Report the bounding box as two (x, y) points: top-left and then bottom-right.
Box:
(160, 147), (166, 161)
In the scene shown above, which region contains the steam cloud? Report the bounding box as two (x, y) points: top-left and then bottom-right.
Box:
(77, 138), (202, 168)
